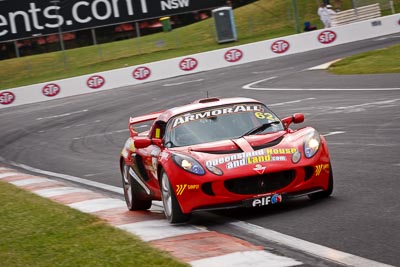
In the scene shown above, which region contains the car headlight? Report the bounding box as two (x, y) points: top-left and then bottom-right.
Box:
(303, 130), (321, 158)
(172, 154), (205, 175)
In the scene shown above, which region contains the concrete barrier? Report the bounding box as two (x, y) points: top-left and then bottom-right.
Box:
(1, 14), (399, 109)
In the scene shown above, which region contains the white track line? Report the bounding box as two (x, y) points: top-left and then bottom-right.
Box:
(307, 59), (342, 70)
(68, 198), (126, 213)
(0, 172), (20, 179)
(10, 177), (53, 186)
(1, 160), (123, 194)
(117, 220), (207, 242)
(36, 109), (88, 120)
(34, 187), (92, 197)
(230, 221), (395, 267)
(190, 250), (302, 267)
(163, 78), (204, 87)
(243, 78), (400, 91)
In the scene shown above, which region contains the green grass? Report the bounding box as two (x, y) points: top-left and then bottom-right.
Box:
(329, 43), (400, 74)
(0, 181), (188, 267)
(0, 0), (399, 90)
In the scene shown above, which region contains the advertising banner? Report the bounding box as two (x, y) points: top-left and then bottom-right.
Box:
(0, 0), (226, 42)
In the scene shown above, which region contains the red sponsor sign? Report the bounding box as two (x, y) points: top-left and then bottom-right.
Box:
(271, 40), (290, 54)
(318, 30), (337, 44)
(179, 57), (198, 71)
(224, 49), (243, 62)
(42, 83), (61, 97)
(0, 91), (15, 105)
(87, 75), (105, 89)
(133, 66), (151, 80)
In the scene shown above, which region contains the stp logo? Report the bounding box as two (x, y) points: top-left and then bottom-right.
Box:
(0, 91), (15, 105)
(318, 30), (337, 44)
(179, 57), (198, 71)
(271, 40), (290, 54)
(133, 67), (151, 80)
(42, 83), (61, 97)
(87, 75), (105, 89)
(224, 49), (243, 62)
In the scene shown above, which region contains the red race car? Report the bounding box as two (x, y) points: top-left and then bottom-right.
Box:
(120, 97), (333, 223)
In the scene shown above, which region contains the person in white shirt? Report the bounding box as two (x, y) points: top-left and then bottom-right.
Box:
(318, 4), (336, 28)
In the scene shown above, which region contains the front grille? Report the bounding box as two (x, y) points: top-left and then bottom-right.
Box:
(224, 170), (295, 195)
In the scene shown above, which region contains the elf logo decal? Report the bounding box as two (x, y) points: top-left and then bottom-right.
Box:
(315, 163), (330, 176)
(133, 66), (151, 80)
(252, 194), (282, 207)
(87, 75), (105, 89)
(318, 30), (337, 44)
(224, 49), (243, 62)
(42, 83), (61, 97)
(176, 184), (199, 195)
(271, 40), (290, 54)
(253, 164), (266, 174)
(179, 57), (198, 71)
(0, 92), (15, 105)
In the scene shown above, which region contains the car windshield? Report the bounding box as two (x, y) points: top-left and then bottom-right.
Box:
(164, 103), (284, 147)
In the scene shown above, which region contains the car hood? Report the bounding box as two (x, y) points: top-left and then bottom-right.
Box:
(168, 127), (314, 173)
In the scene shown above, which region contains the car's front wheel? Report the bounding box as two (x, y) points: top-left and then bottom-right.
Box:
(121, 162), (152, 210)
(308, 163), (334, 200)
(160, 170), (190, 223)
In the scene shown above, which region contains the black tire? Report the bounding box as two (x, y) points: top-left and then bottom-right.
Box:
(160, 170), (190, 223)
(308, 163), (334, 200)
(121, 162), (152, 210)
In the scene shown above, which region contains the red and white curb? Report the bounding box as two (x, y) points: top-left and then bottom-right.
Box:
(0, 166), (302, 267)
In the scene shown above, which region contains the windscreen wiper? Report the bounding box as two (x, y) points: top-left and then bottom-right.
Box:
(240, 121), (280, 137)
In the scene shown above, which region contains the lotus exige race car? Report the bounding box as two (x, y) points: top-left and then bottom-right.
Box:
(120, 97), (333, 223)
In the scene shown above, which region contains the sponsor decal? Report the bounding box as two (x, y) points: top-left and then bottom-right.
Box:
(271, 40), (290, 54)
(176, 184), (199, 195)
(318, 30), (337, 44)
(87, 75), (105, 89)
(224, 48), (243, 62)
(253, 164), (266, 174)
(133, 66), (151, 80)
(179, 57), (198, 71)
(206, 147), (297, 170)
(0, 91), (15, 105)
(371, 20), (382, 27)
(252, 193), (282, 207)
(0, 0), (226, 42)
(315, 163), (330, 176)
(42, 83), (61, 97)
(172, 104), (263, 128)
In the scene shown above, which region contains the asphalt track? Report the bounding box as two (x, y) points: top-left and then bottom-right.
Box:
(0, 33), (399, 266)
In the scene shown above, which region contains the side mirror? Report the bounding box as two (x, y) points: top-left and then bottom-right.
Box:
(282, 113), (304, 128)
(292, 113), (304, 124)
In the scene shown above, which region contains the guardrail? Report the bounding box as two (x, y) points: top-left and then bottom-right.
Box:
(332, 3), (381, 27)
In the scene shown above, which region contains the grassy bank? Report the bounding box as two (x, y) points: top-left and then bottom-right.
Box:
(0, 181), (187, 267)
(329, 43), (400, 74)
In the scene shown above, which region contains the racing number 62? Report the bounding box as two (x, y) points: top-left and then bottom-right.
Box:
(255, 112), (274, 120)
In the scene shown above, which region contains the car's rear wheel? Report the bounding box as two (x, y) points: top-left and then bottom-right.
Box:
(121, 162), (152, 210)
(160, 170), (190, 223)
(308, 163), (334, 200)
